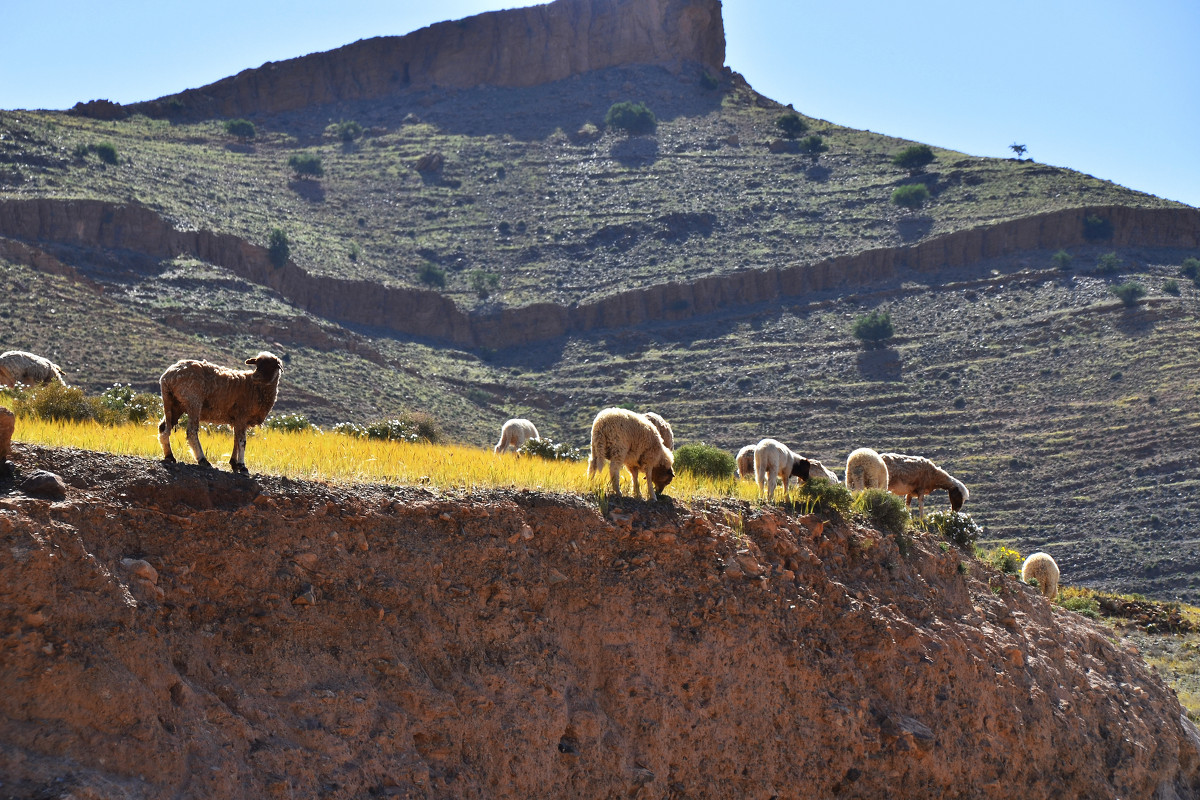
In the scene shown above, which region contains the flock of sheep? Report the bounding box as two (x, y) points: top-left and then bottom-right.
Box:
(0, 347), (1060, 598)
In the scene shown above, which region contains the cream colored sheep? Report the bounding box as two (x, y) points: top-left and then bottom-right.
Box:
(158, 351), (282, 475)
(1021, 552), (1060, 598)
(753, 438), (836, 502)
(0, 350), (67, 387)
(736, 444), (756, 480)
(879, 452), (968, 517)
(494, 418), (540, 454)
(642, 411), (674, 450)
(845, 447), (889, 492)
(587, 407), (675, 501)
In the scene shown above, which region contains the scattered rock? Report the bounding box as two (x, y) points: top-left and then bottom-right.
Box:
(19, 470), (67, 500)
(120, 558), (159, 584)
(293, 585), (317, 606)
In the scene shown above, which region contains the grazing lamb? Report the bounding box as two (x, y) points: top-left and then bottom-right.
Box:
(0, 350), (67, 387)
(879, 452), (969, 517)
(642, 411), (674, 450)
(158, 351), (282, 475)
(1021, 552), (1060, 598)
(845, 447), (889, 492)
(494, 418), (540, 454)
(736, 444), (756, 480)
(753, 438), (835, 502)
(587, 407), (675, 501)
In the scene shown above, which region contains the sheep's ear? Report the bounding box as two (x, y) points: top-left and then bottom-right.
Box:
(246, 357), (258, 365)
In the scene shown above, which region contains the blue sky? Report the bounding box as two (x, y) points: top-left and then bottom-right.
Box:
(3, 1), (1197, 207)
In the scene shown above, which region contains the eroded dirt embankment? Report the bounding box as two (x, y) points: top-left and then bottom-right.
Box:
(2, 443), (1199, 799)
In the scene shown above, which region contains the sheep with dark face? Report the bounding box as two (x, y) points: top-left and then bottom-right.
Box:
(158, 351), (282, 475)
(753, 438), (838, 502)
(879, 452), (968, 516)
(0, 350), (67, 387)
(587, 407), (675, 501)
(495, 418), (539, 454)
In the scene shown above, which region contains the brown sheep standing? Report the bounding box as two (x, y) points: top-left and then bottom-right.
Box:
(587, 407), (675, 501)
(158, 351), (282, 475)
(879, 452), (969, 517)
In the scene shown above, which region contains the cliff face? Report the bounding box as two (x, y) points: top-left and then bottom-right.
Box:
(103, 0), (724, 119)
(2, 442), (1199, 799)
(2, 197), (1199, 351)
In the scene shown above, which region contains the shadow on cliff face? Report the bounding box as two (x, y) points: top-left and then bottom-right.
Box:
(856, 347), (903, 381)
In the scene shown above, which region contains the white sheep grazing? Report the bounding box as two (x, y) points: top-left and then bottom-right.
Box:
(736, 444), (756, 480)
(587, 407), (675, 501)
(845, 447), (889, 492)
(753, 438), (835, 502)
(158, 351), (282, 475)
(0, 350), (67, 387)
(494, 418), (540, 454)
(642, 411), (674, 450)
(879, 452), (969, 517)
(1021, 552), (1060, 598)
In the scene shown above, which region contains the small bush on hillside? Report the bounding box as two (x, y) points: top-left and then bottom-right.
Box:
(797, 134), (828, 159)
(331, 422), (368, 438)
(891, 144), (934, 174)
(267, 228), (290, 268)
(1095, 252), (1122, 274)
(334, 120), (363, 142)
(1111, 281), (1146, 307)
(605, 101), (657, 135)
(364, 413), (443, 444)
(1056, 587), (1100, 618)
(519, 437), (585, 462)
(12, 382), (94, 423)
(700, 71), (720, 91)
(891, 183), (930, 210)
(1181, 257), (1200, 284)
(469, 269), (501, 298)
(93, 141), (119, 165)
(348, 242), (361, 263)
(418, 262), (446, 287)
(925, 510), (982, 548)
(852, 488), (909, 533)
(264, 413), (318, 433)
(1051, 250), (1073, 270)
(797, 478), (852, 515)
(1163, 279), (1181, 296)
(1083, 214), (1113, 241)
(224, 119), (256, 140)
(72, 142), (90, 160)
(852, 309), (894, 347)
(674, 443), (736, 480)
(980, 545), (1022, 574)
(288, 152), (324, 179)
(775, 112), (808, 139)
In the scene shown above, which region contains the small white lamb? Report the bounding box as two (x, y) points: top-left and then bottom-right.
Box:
(495, 418), (539, 454)
(1021, 552), (1060, 598)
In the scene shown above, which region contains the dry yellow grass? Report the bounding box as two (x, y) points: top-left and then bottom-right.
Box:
(13, 416), (767, 502)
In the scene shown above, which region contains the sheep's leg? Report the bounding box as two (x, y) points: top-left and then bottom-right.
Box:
(231, 426), (249, 474)
(185, 415), (209, 467)
(608, 460), (623, 497)
(755, 467), (766, 500)
(158, 409), (178, 463)
(630, 467), (643, 500)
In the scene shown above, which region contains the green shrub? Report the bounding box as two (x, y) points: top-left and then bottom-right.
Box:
(1181, 257), (1200, 282)
(851, 488), (909, 533)
(469, 269), (500, 298)
(288, 152), (324, 178)
(852, 309), (894, 347)
(93, 142), (119, 165)
(263, 412), (318, 433)
(267, 228), (290, 268)
(673, 443), (736, 480)
(334, 119), (363, 142)
(419, 262), (446, 287)
(797, 134), (828, 158)
(775, 112), (808, 139)
(1163, 279), (1181, 296)
(72, 142), (90, 160)
(605, 101), (657, 135)
(519, 437), (585, 462)
(1095, 252), (1122, 274)
(797, 478), (852, 515)
(365, 413), (443, 444)
(348, 242), (361, 263)
(891, 183), (930, 210)
(700, 71), (720, 91)
(15, 382), (95, 423)
(891, 144), (934, 174)
(98, 383), (162, 425)
(1051, 250), (1073, 270)
(1111, 281), (1146, 307)
(981, 545), (1022, 574)
(1056, 588), (1100, 618)
(224, 119), (256, 140)
(331, 422), (368, 438)
(925, 510), (982, 548)
(1083, 214), (1113, 241)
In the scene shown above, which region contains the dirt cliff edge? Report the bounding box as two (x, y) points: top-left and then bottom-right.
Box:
(2, 443), (1198, 799)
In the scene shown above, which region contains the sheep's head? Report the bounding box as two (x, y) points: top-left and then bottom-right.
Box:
(948, 481), (968, 512)
(811, 459), (840, 483)
(790, 457), (812, 481)
(651, 462), (675, 496)
(246, 352), (283, 382)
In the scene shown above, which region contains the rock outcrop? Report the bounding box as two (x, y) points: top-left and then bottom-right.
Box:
(84, 0), (725, 120)
(1, 442), (1198, 798)
(3, 197), (1200, 351)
